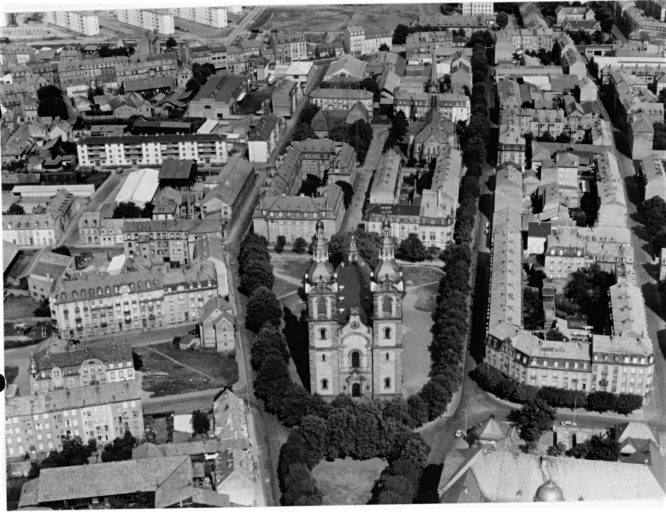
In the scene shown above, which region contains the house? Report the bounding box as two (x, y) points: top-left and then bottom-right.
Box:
(527, 221), (552, 255)
(271, 80), (302, 118)
(323, 54), (367, 82)
(123, 76), (175, 97)
(25, 248), (75, 301)
(201, 156), (256, 231)
(640, 153), (666, 201)
(412, 108), (455, 162)
(577, 77), (597, 102)
(369, 149), (402, 204)
(176, 64), (193, 88)
(188, 73), (248, 120)
(629, 111), (654, 159)
(248, 114), (285, 163)
(199, 296), (236, 352)
(213, 388), (249, 441)
(269, 32), (307, 64)
(285, 60), (315, 87)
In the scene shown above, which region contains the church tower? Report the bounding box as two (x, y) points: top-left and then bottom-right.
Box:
(304, 219), (404, 400)
(370, 216), (404, 398)
(304, 220), (339, 397)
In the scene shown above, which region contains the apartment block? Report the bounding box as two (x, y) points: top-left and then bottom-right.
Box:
(5, 380), (143, 460)
(46, 11), (100, 36)
(269, 32), (307, 64)
(169, 7), (228, 28)
(50, 261), (217, 340)
(76, 134), (228, 168)
(117, 9), (175, 35)
(462, 1), (494, 16)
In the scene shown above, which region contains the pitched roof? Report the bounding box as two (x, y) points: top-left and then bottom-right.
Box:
(202, 156), (254, 207)
(324, 54), (367, 80)
(37, 456), (191, 503)
(192, 73), (247, 103)
(159, 159), (196, 181)
(34, 340), (132, 372)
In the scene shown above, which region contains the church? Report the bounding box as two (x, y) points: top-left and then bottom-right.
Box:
(303, 218), (404, 400)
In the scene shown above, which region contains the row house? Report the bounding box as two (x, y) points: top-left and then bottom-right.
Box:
(394, 91), (431, 120)
(2, 189), (80, 247)
(494, 28), (555, 57)
(76, 133), (228, 168)
(369, 149), (402, 204)
(5, 380), (143, 460)
(51, 261), (217, 339)
(365, 204), (452, 249)
(271, 79), (302, 118)
(0, 44), (32, 66)
(309, 88), (374, 117)
(57, 56), (126, 87)
(115, 55), (178, 85)
(435, 93), (471, 123)
(405, 31), (453, 53)
(269, 32), (307, 64)
(78, 209), (126, 246)
(555, 5), (595, 25)
(252, 182), (345, 244)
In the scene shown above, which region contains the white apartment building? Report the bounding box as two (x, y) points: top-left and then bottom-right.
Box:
(169, 7), (228, 28)
(76, 134), (228, 168)
(46, 11), (100, 36)
(116, 9), (175, 35)
(462, 2), (494, 15)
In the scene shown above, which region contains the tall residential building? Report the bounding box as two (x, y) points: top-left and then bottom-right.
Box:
(116, 9), (175, 35)
(169, 7), (228, 28)
(45, 11), (100, 36)
(5, 380), (144, 460)
(462, 2), (494, 16)
(50, 261), (218, 340)
(304, 220), (404, 399)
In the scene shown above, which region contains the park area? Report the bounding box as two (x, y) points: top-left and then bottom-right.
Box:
(135, 343), (238, 398)
(253, 4), (440, 33)
(311, 458), (387, 505)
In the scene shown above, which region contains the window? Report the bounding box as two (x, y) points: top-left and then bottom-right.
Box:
(317, 298), (327, 319)
(320, 328), (327, 340)
(384, 378), (391, 389)
(382, 296), (393, 315)
(322, 354), (326, 362)
(351, 351), (361, 368)
(321, 379), (328, 390)
(386, 353), (390, 361)
(384, 327), (391, 339)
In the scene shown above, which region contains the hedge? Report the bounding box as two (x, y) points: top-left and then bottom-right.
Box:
(471, 363), (643, 415)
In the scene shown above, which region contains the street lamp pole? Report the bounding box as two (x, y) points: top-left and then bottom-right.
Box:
(460, 408), (468, 432)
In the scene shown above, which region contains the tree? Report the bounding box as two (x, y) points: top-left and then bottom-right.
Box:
(100, 430), (136, 462)
(298, 415), (328, 464)
(496, 11), (509, 29)
(567, 433), (620, 461)
(293, 237), (308, 254)
(245, 286), (282, 333)
(132, 350), (143, 371)
(615, 394), (643, 415)
(255, 356), (292, 413)
(419, 378), (453, 421)
(53, 245), (71, 257)
(37, 85), (69, 120)
(374, 475), (415, 504)
(166, 36), (177, 50)
(328, 229), (382, 268)
(388, 110), (408, 144)
(7, 202), (25, 215)
(522, 289), (545, 330)
(586, 391), (617, 413)
(191, 410), (210, 436)
(291, 123), (317, 142)
(592, 30), (605, 45)
(186, 77), (202, 96)
(281, 463), (323, 506)
(298, 103), (320, 125)
(407, 394), (429, 428)
(360, 77), (381, 101)
(41, 437), (92, 469)
(251, 324), (290, 370)
(335, 180), (354, 209)
(33, 298), (52, 317)
(239, 257), (275, 296)
(509, 398), (556, 443)
(653, 122), (666, 150)
(275, 235), (286, 253)
(379, 42), (390, 51)
(396, 233), (428, 262)
(393, 24), (410, 45)
(588, 57), (599, 78)
(112, 202), (144, 219)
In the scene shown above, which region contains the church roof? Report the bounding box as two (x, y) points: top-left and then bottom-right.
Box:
(336, 261), (373, 325)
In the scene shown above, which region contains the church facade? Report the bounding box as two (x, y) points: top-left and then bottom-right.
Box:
(303, 219), (404, 400)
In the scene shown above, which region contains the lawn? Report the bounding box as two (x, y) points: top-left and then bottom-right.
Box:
(402, 266), (444, 288)
(5, 366), (19, 386)
(135, 343), (238, 398)
(273, 276), (300, 300)
(413, 283), (438, 313)
(3, 296), (41, 320)
(273, 257), (311, 281)
(311, 458), (387, 505)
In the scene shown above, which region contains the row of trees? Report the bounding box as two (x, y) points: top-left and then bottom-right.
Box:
(238, 232), (275, 297)
(383, 110), (409, 153)
(470, 362), (644, 415)
(185, 62), (217, 96)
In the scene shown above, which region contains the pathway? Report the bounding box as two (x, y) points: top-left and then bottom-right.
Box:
(144, 346), (224, 385)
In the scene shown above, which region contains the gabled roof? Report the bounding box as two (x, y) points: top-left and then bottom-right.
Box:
(159, 159), (196, 181)
(324, 54), (367, 80)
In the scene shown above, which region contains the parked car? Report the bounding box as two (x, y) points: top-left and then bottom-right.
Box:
(454, 430), (466, 439)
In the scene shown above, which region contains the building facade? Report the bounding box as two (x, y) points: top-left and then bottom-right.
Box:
(45, 11), (99, 36)
(304, 220), (404, 399)
(50, 262), (218, 340)
(169, 7), (228, 28)
(116, 9), (175, 35)
(76, 134), (228, 168)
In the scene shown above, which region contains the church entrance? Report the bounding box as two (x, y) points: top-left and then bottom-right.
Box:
(352, 383), (361, 397)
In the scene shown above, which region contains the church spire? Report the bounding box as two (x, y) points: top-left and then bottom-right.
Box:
(380, 215), (395, 262)
(314, 218), (328, 263)
(348, 234), (359, 263)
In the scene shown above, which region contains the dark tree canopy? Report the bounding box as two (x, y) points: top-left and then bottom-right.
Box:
(251, 324), (290, 371)
(245, 286), (283, 333)
(37, 85), (69, 120)
(191, 410), (210, 436)
(509, 398), (556, 444)
(112, 201), (144, 219)
(328, 229), (382, 267)
(7, 202), (25, 215)
(53, 245), (71, 257)
(298, 103), (321, 125)
(41, 437), (92, 469)
(101, 430), (136, 462)
(396, 233), (428, 262)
